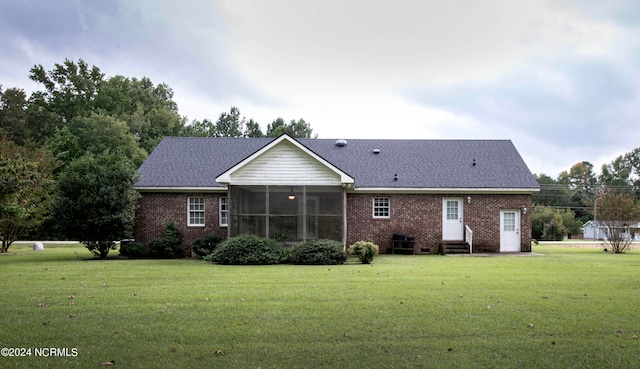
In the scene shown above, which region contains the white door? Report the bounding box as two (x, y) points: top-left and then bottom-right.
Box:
(442, 198), (464, 241)
(500, 210), (520, 252)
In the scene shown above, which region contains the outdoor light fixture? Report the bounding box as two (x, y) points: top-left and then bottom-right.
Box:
(467, 196), (471, 204)
(288, 187), (296, 200)
(523, 207), (527, 215)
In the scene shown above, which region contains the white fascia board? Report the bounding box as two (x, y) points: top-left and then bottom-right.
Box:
(135, 187), (227, 193)
(216, 134), (354, 185)
(350, 187), (540, 194)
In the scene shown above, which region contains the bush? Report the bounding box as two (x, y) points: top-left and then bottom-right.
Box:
(207, 234), (288, 265)
(191, 233), (223, 257)
(147, 222), (185, 258)
(348, 241), (379, 264)
(289, 239), (347, 265)
(119, 241), (145, 258)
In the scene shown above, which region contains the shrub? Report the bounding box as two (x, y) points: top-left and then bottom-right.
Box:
(191, 233), (223, 257)
(147, 222), (185, 258)
(348, 241), (379, 264)
(207, 234), (288, 265)
(119, 241), (145, 258)
(289, 239), (347, 265)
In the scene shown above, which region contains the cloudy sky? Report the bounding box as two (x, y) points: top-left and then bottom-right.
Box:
(2, 0), (640, 177)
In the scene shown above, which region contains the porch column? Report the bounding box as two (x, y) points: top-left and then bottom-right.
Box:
(342, 186), (348, 250)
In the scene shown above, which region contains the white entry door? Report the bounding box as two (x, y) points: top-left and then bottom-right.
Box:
(500, 210), (520, 252)
(442, 198), (463, 241)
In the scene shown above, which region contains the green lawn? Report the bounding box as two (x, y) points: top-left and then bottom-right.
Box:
(0, 243), (638, 368)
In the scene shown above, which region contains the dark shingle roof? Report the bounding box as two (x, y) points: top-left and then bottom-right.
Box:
(135, 136), (539, 190)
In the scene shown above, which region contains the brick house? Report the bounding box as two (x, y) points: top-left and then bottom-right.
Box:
(134, 134), (540, 254)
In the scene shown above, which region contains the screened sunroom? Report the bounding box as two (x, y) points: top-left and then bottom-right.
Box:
(227, 185), (345, 245)
(215, 135), (354, 246)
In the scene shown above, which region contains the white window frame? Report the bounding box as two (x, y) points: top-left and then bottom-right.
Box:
(188, 196), (205, 227)
(373, 197), (390, 218)
(219, 196), (228, 227)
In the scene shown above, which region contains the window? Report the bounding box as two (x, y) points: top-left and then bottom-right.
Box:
(373, 197), (390, 218)
(188, 197), (205, 226)
(503, 212), (515, 232)
(219, 196), (228, 227)
(446, 200), (459, 220)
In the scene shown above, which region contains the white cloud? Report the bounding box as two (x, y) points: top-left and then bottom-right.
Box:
(3, 0), (640, 177)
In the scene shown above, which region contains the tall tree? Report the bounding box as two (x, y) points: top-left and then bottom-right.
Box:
(558, 161), (597, 190)
(180, 107), (316, 139)
(24, 95), (64, 144)
(266, 118), (287, 137)
(557, 161), (597, 222)
(28, 59), (183, 155)
(0, 136), (59, 252)
(214, 106), (244, 137)
(44, 126), (84, 167)
(68, 112), (148, 166)
(266, 118), (316, 138)
(96, 76), (183, 152)
(182, 116), (265, 138)
(0, 87), (28, 144)
(50, 151), (140, 259)
(600, 148), (640, 199)
(243, 118), (264, 138)
(29, 58), (104, 122)
(180, 119), (216, 137)
(532, 173), (569, 208)
(599, 154), (633, 188)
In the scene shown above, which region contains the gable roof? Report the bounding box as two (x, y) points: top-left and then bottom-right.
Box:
(216, 135), (354, 185)
(135, 136), (540, 192)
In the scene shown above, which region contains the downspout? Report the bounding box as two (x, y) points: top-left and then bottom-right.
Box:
(342, 185), (348, 251)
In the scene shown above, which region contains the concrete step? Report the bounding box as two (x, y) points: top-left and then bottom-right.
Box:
(439, 242), (470, 254)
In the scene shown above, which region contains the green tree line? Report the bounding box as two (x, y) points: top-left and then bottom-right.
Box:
(0, 58), (316, 256)
(532, 153), (640, 242)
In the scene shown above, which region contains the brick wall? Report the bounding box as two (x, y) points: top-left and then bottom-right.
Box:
(346, 193), (532, 253)
(135, 192), (228, 255)
(136, 191), (532, 255)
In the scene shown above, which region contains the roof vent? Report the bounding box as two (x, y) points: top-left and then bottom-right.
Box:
(335, 139), (347, 147)
(373, 149), (380, 154)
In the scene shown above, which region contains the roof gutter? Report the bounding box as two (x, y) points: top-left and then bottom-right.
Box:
(134, 186), (227, 193)
(351, 187), (540, 194)
(134, 186), (540, 194)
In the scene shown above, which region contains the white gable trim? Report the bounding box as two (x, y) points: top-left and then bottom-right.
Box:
(216, 134), (354, 185)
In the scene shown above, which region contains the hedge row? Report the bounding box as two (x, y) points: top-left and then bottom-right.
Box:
(204, 235), (378, 265)
(120, 223), (378, 265)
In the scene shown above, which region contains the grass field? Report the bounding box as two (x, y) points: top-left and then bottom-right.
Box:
(0, 242), (638, 368)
